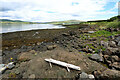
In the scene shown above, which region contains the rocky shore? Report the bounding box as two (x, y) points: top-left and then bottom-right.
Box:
(1, 24), (120, 80)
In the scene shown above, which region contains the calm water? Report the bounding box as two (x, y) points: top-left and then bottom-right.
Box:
(0, 24), (65, 33)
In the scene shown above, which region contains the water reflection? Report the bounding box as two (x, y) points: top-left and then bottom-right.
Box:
(1, 24), (65, 33)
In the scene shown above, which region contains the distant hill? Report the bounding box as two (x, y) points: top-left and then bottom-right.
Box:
(45, 20), (84, 25)
(0, 19), (41, 24)
(0, 19), (24, 22)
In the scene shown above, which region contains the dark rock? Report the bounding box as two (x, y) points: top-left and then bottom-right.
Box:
(62, 33), (70, 36)
(69, 31), (76, 36)
(103, 55), (112, 64)
(108, 36), (114, 40)
(89, 54), (103, 62)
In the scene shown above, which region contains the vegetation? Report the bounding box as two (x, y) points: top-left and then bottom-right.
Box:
(45, 20), (84, 25)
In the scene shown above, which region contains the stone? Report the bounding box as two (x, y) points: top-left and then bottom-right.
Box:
(94, 69), (120, 79)
(79, 72), (89, 79)
(88, 31), (95, 33)
(103, 55), (111, 64)
(18, 52), (32, 61)
(89, 54), (103, 62)
(14, 70), (20, 75)
(29, 74), (35, 78)
(109, 41), (116, 47)
(29, 50), (36, 54)
(111, 55), (119, 62)
(100, 41), (108, 48)
(37, 42), (41, 45)
(6, 62), (15, 69)
(88, 74), (95, 79)
(118, 41), (120, 47)
(115, 36), (120, 43)
(103, 47), (119, 55)
(112, 62), (120, 70)
(47, 45), (57, 50)
(62, 33), (70, 36)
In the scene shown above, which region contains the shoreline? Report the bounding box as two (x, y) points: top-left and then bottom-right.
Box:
(2, 27), (80, 50)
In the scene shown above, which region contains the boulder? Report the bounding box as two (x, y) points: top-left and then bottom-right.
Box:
(18, 52), (33, 62)
(89, 54), (103, 62)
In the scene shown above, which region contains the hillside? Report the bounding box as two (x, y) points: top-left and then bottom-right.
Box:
(45, 20), (84, 25)
(0, 19), (41, 24)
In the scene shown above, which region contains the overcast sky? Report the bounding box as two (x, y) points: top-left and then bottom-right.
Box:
(0, 0), (119, 22)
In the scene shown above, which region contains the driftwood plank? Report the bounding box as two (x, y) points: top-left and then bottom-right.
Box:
(45, 58), (81, 71)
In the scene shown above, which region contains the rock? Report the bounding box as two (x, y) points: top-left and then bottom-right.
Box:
(79, 72), (89, 79)
(103, 55), (111, 64)
(103, 47), (119, 55)
(109, 41), (117, 47)
(118, 41), (120, 47)
(62, 33), (70, 36)
(29, 74), (35, 78)
(88, 74), (95, 79)
(37, 42), (41, 45)
(88, 31), (95, 33)
(69, 31), (76, 36)
(6, 62), (15, 69)
(94, 69), (120, 79)
(100, 41), (108, 48)
(29, 50), (36, 54)
(112, 62), (120, 70)
(111, 55), (119, 62)
(18, 52), (33, 61)
(78, 72), (95, 80)
(115, 36), (120, 43)
(47, 45), (57, 50)
(89, 54), (103, 62)
(14, 70), (20, 75)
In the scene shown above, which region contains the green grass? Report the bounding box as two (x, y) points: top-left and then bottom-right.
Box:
(90, 30), (113, 38)
(106, 21), (120, 28)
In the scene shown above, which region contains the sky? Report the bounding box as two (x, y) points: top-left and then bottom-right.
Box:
(0, 0), (119, 22)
